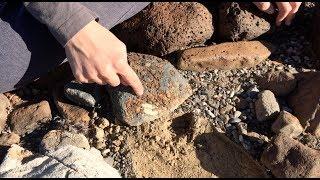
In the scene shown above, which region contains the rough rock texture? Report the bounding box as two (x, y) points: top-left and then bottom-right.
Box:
(261, 134), (320, 178)
(257, 69), (297, 97)
(0, 94), (11, 132)
(40, 130), (90, 153)
(0, 145), (121, 178)
(218, 2), (274, 41)
(311, 4), (320, 69)
(108, 53), (192, 126)
(255, 90), (280, 121)
(64, 81), (102, 108)
(288, 72), (320, 137)
(177, 41), (272, 71)
(194, 130), (269, 178)
(125, 113), (268, 177)
(53, 87), (91, 126)
(0, 133), (20, 147)
(271, 111), (304, 138)
(112, 2), (214, 56)
(9, 101), (52, 136)
(3, 92), (24, 109)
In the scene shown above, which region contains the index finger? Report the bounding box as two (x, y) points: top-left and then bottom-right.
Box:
(118, 64), (144, 96)
(275, 2), (292, 26)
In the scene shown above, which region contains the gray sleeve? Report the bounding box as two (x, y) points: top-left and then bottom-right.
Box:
(23, 2), (99, 46)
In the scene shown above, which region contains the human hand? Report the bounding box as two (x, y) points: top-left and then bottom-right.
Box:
(253, 2), (302, 26)
(65, 20), (144, 96)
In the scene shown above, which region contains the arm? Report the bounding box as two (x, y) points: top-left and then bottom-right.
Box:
(23, 2), (144, 95)
(23, 2), (99, 46)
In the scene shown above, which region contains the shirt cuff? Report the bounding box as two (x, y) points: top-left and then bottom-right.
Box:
(50, 6), (99, 46)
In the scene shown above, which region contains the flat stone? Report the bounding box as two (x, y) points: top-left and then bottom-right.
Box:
(53, 87), (91, 126)
(261, 134), (320, 178)
(0, 144), (121, 178)
(257, 69), (297, 97)
(9, 101), (52, 136)
(218, 2), (274, 41)
(108, 53), (192, 126)
(177, 41), (272, 71)
(40, 130), (90, 153)
(271, 111), (304, 138)
(64, 80), (102, 108)
(0, 94), (11, 132)
(113, 2), (214, 56)
(288, 72), (320, 137)
(0, 133), (20, 147)
(255, 90), (280, 121)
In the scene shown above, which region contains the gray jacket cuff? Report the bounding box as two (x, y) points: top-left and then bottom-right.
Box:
(53, 5), (99, 46)
(23, 2), (99, 46)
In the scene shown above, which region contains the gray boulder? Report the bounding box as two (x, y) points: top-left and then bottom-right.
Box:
(108, 53), (192, 126)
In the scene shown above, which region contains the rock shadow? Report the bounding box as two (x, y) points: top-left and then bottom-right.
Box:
(194, 129), (269, 178)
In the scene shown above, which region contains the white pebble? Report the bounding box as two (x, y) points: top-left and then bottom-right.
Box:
(234, 111), (242, 118)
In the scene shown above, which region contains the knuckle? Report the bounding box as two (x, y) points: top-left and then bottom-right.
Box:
(109, 79), (121, 87)
(260, 3), (269, 10)
(74, 73), (85, 82)
(285, 6), (292, 13)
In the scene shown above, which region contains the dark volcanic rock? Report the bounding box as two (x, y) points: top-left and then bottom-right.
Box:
(218, 2), (274, 41)
(112, 2), (214, 56)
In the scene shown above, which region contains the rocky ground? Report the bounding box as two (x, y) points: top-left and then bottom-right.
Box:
(0, 1), (320, 178)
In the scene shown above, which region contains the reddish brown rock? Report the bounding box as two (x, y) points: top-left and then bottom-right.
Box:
(177, 41), (272, 71)
(195, 130), (269, 177)
(311, 4), (320, 69)
(271, 111), (304, 138)
(257, 69), (297, 97)
(261, 134), (320, 178)
(113, 2), (214, 56)
(0, 132), (20, 147)
(9, 100), (52, 136)
(218, 2), (274, 41)
(53, 87), (91, 126)
(288, 72), (320, 137)
(0, 94), (11, 132)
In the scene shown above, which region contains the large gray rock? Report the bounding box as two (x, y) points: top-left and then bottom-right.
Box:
(177, 41), (272, 71)
(0, 144), (121, 178)
(64, 81), (102, 108)
(40, 130), (90, 153)
(218, 2), (274, 41)
(0, 94), (11, 132)
(255, 90), (280, 121)
(108, 53), (192, 126)
(261, 134), (320, 178)
(112, 2), (214, 56)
